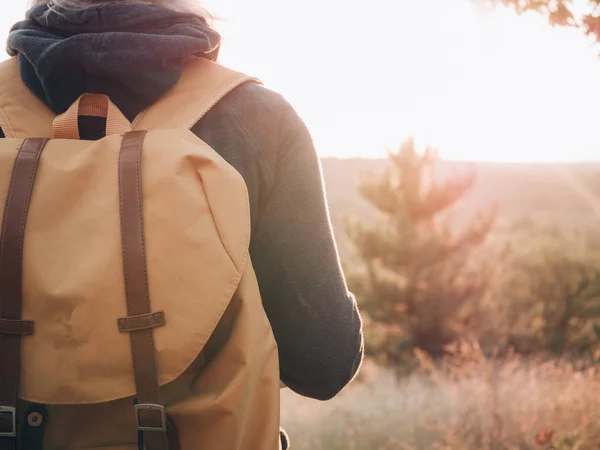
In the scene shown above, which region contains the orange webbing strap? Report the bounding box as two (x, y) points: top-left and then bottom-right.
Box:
(132, 58), (260, 131)
(53, 94), (131, 139)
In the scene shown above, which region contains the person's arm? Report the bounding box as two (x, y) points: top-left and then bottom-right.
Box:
(249, 99), (364, 401)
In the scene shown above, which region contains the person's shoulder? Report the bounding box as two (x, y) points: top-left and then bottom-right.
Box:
(196, 64), (308, 157)
(220, 79), (291, 114)
(202, 62), (299, 121)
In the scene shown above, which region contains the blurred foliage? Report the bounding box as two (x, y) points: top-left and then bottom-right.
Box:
(479, 0), (600, 45)
(342, 139), (600, 367)
(345, 139), (497, 364)
(491, 221), (600, 357)
(283, 147), (600, 449)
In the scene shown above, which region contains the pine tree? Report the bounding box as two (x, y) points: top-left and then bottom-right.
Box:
(346, 139), (497, 365)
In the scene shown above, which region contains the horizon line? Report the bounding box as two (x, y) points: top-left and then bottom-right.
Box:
(319, 156), (600, 164)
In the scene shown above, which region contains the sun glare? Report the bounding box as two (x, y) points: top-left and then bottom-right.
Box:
(3, 0), (600, 162)
(210, 0), (600, 162)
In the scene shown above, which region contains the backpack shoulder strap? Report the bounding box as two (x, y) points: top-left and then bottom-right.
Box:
(0, 58), (55, 138)
(132, 58), (259, 131)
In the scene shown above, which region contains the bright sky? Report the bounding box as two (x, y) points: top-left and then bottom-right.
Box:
(2, 0), (600, 162)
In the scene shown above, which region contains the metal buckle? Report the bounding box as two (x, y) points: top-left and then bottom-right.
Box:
(0, 406), (16, 437)
(134, 403), (167, 432)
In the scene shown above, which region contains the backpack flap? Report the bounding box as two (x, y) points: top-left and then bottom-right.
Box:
(0, 128), (251, 405)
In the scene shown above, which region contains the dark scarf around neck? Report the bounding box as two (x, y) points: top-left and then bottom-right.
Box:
(6, 3), (222, 120)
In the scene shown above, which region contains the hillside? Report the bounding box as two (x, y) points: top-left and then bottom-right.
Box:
(320, 157), (600, 261)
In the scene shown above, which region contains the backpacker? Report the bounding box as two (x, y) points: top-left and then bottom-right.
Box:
(0, 56), (281, 450)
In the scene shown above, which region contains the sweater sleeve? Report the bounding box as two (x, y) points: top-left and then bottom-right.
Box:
(249, 99), (364, 401)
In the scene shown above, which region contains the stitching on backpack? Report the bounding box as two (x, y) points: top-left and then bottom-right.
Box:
(135, 133), (151, 313)
(196, 167), (250, 275)
(18, 140), (44, 267)
(117, 311), (165, 332)
(132, 109), (147, 129)
(0, 107), (16, 138)
(118, 136), (129, 303)
(0, 140), (25, 264)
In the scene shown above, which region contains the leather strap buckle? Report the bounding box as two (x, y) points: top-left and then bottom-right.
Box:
(134, 403), (167, 432)
(0, 406), (16, 437)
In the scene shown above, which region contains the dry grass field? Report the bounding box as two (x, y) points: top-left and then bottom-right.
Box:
(281, 342), (600, 450)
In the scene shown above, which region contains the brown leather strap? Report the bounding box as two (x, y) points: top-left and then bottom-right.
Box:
(0, 139), (48, 450)
(118, 312), (165, 333)
(117, 131), (168, 450)
(0, 318), (33, 336)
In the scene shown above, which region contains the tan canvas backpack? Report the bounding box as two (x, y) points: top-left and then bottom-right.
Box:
(0, 56), (281, 450)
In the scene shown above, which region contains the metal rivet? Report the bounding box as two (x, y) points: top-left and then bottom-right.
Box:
(27, 412), (43, 427)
